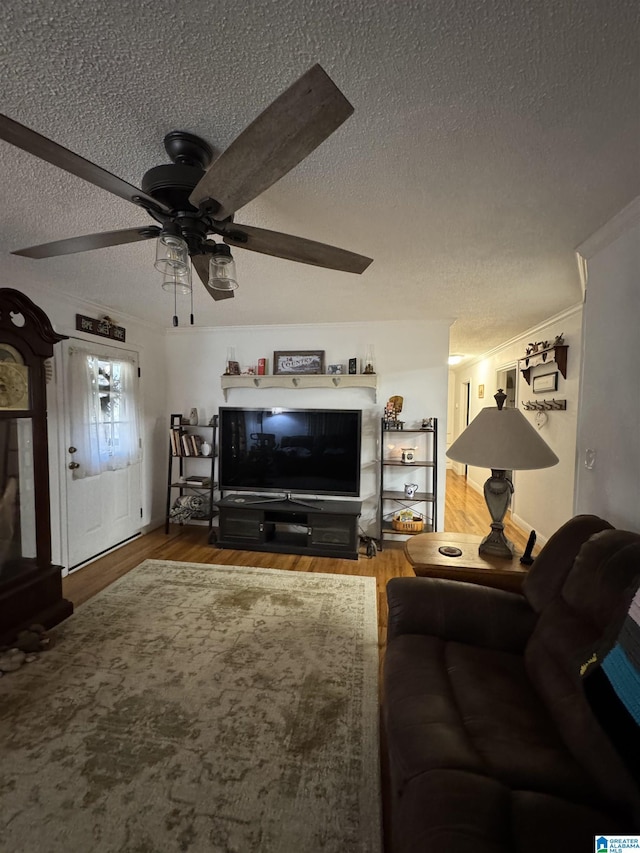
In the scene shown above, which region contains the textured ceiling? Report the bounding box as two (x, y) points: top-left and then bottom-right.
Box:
(1, 0), (638, 356)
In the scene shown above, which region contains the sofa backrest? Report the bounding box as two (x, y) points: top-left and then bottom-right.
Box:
(525, 527), (640, 824)
(522, 514), (613, 612)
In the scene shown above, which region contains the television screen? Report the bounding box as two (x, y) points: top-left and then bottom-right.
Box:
(218, 407), (362, 497)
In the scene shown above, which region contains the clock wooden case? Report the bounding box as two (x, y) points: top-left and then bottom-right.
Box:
(0, 288), (72, 644)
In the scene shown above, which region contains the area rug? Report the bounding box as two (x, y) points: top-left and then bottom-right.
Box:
(0, 561), (381, 853)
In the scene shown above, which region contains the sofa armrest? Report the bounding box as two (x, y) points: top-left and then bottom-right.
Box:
(386, 576), (537, 654)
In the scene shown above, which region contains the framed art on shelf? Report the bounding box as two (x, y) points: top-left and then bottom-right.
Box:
(532, 371), (558, 394)
(273, 350), (325, 375)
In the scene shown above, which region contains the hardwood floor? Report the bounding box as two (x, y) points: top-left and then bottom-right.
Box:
(62, 470), (530, 661)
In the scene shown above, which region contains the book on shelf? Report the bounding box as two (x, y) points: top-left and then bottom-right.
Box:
(184, 476), (212, 487)
(170, 427), (182, 455)
(170, 427), (209, 457)
(189, 434), (204, 456)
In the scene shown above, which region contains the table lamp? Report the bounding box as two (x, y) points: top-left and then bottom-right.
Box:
(446, 389), (558, 557)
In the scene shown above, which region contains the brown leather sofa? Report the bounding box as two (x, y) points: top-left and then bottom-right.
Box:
(382, 515), (640, 852)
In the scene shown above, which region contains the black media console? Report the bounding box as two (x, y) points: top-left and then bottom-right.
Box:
(214, 495), (362, 560)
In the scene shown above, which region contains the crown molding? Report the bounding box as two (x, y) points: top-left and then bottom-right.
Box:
(452, 303), (583, 371)
(576, 195), (640, 260)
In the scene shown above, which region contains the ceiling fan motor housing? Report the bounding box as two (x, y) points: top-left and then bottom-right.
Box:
(141, 130), (216, 213)
(141, 163), (206, 212)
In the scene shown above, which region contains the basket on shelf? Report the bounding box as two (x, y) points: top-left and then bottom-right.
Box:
(392, 516), (424, 533)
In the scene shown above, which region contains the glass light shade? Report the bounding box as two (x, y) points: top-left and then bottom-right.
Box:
(154, 230), (189, 275)
(224, 347), (236, 374)
(161, 265), (192, 295)
(363, 345), (375, 374)
(208, 254), (238, 291)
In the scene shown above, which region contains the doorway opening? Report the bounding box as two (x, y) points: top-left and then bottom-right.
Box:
(496, 366), (517, 408)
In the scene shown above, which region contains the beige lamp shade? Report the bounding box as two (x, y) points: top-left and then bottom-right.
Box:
(446, 406), (559, 470)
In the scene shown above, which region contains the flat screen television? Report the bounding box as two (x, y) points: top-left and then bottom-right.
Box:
(218, 407), (362, 497)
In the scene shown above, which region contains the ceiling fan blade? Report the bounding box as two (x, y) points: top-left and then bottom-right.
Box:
(223, 224), (373, 274)
(0, 113), (170, 214)
(191, 253), (235, 301)
(12, 226), (161, 259)
(189, 64), (353, 219)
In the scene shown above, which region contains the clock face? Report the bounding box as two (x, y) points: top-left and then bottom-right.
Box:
(0, 345), (29, 410)
(0, 362), (29, 409)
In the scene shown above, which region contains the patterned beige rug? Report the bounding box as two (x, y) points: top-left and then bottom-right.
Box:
(0, 561), (381, 853)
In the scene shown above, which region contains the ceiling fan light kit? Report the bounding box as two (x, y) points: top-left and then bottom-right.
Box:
(208, 244), (238, 292)
(154, 222), (190, 275)
(161, 265), (192, 295)
(2, 63), (373, 316)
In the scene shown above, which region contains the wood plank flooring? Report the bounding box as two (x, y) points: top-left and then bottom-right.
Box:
(62, 470), (531, 662)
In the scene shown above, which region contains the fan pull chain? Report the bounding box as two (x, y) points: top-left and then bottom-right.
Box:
(173, 281), (178, 327)
(190, 278), (194, 325)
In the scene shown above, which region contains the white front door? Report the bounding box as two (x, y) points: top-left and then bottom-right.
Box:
(62, 339), (142, 570)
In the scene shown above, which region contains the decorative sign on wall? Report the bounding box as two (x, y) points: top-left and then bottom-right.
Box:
(76, 314), (126, 342)
(273, 350), (325, 375)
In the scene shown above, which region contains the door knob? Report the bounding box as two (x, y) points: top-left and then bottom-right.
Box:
(68, 446), (77, 454)
(68, 461), (80, 469)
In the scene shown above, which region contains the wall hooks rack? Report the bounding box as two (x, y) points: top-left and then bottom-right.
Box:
(522, 398), (567, 411)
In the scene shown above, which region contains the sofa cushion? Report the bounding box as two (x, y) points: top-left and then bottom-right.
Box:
(391, 769), (626, 853)
(384, 635), (593, 801)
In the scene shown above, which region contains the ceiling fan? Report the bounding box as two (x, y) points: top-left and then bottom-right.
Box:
(0, 64), (372, 302)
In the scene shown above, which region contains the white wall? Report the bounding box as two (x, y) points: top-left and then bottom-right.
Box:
(14, 283), (167, 568)
(574, 198), (640, 531)
(164, 319), (451, 535)
(450, 306), (583, 543)
(9, 284), (450, 564)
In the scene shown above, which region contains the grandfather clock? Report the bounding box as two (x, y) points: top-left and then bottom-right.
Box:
(0, 289), (72, 643)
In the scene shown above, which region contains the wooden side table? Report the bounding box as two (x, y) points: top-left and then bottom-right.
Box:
(405, 532), (529, 593)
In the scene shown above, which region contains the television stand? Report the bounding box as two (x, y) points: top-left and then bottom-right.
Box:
(215, 494), (362, 560)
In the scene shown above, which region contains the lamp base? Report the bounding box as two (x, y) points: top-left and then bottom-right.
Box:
(480, 469), (515, 558)
(479, 523), (515, 558)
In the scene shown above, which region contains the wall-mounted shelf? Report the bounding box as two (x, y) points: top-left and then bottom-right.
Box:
(220, 374), (378, 401)
(519, 344), (568, 385)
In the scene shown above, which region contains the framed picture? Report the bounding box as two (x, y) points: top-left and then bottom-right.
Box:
(478, 384), (484, 399)
(273, 350), (325, 375)
(327, 363), (343, 375)
(348, 357), (357, 374)
(533, 371), (558, 394)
